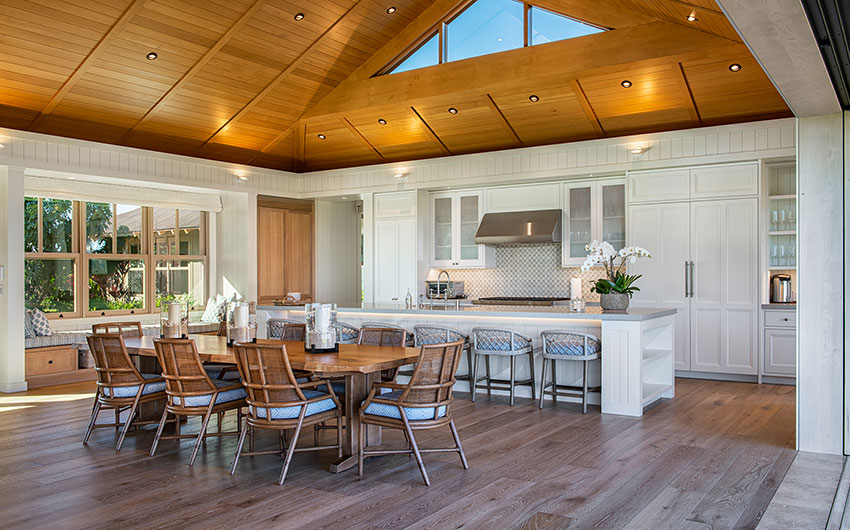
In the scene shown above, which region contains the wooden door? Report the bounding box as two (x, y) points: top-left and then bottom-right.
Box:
(284, 210), (313, 302)
(628, 202), (691, 370)
(257, 206), (286, 302)
(690, 198), (758, 374)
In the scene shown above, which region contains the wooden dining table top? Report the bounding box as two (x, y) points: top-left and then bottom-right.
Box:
(123, 334), (421, 375)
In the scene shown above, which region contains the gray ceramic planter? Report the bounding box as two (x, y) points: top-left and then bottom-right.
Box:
(600, 292), (630, 311)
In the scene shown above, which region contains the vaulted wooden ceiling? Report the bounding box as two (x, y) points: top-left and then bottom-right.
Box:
(0, 0), (791, 173)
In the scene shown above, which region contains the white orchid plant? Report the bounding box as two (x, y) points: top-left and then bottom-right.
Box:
(580, 241), (652, 297)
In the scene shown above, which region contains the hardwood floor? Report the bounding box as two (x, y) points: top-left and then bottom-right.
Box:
(0, 378), (795, 530)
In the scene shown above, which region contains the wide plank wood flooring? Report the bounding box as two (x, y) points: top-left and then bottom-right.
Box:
(0, 378), (795, 530)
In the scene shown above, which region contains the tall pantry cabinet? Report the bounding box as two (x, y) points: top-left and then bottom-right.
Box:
(628, 164), (760, 375)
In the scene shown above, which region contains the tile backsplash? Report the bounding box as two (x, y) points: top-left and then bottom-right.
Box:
(440, 243), (606, 301)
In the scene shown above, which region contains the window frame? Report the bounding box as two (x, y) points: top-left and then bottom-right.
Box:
(24, 197), (209, 320)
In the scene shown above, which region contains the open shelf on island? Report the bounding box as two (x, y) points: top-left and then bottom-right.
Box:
(642, 348), (672, 363)
(642, 382), (671, 406)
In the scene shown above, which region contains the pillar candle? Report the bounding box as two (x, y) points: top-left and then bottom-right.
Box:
(570, 277), (582, 299)
(233, 303), (248, 328)
(167, 301), (181, 326)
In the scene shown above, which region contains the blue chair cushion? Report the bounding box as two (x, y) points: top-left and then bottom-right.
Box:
(250, 390), (337, 419)
(475, 333), (532, 352)
(546, 336), (601, 356)
(362, 391), (447, 421)
(316, 380), (346, 396)
(172, 378), (247, 407)
(203, 364), (241, 381)
(101, 373), (166, 398)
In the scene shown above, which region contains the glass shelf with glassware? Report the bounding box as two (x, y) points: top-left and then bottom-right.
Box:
(766, 163), (796, 271)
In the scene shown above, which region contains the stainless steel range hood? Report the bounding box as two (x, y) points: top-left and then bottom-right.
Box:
(474, 209), (562, 244)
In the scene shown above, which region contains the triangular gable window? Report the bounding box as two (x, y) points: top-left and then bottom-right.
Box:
(385, 0), (605, 75)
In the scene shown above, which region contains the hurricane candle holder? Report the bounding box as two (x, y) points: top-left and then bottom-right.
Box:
(305, 303), (339, 353)
(227, 301), (257, 345)
(160, 300), (188, 338)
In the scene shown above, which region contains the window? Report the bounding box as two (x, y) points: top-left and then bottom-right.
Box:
(382, 0), (606, 75)
(446, 0), (524, 62)
(529, 6), (603, 46)
(24, 197), (208, 318)
(390, 33), (439, 74)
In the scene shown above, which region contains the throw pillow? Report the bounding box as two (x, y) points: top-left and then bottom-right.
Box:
(200, 297), (219, 323)
(29, 309), (52, 337)
(24, 310), (35, 338)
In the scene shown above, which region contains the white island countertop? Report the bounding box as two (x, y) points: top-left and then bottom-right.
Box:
(259, 303), (677, 322)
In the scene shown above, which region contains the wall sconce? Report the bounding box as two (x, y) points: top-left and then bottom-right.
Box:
(629, 145), (648, 155)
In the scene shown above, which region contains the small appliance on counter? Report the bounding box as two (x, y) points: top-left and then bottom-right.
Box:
(425, 280), (465, 299)
(770, 274), (794, 303)
(472, 297), (570, 306)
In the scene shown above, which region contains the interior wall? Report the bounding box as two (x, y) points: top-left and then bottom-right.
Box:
(0, 166), (26, 392)
(216, 191), (258, 302)
(314, 200), (360, 306)
(797, 114), (844, 455)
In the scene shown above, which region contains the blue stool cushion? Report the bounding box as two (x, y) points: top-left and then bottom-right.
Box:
(172, 378), (247, 407)
(250, 390), (337, 419)
(203, 364), (241, 381)
(475, 335), (531, 352)
(362, 391), (447, 421)
(101, 373), (166, 398)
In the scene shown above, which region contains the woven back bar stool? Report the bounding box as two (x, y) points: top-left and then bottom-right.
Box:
(337, 322), (360, 344)
(470, 328), (536, 406)
(267, 319), (306, 340)
(412, 325), (481, 389)
(539, 330), (601, 413)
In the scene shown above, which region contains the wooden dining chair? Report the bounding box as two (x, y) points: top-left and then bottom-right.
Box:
(359, 327), (409, 382)
(84, 333), (169, 451)
(150, 338), (247, 465)
(358, 340), (469, 486)
(231, 342), (342, 485)
(92, 321), (144, 337)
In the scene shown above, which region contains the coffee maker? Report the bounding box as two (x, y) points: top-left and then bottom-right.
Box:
(770, 274), (793, 303)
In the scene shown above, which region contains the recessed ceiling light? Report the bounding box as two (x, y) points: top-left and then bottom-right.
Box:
(386, 6), (396, 14)
(687, 13), (698, 22)
(146, 52), (158, 60)
(294, 12), (304, 21)
(729, 63), (742, 72)
(378, 118), (387, 125)
(621, 80), (632, 88)
(448, 107), (458, 114)
(317, 133), (326, 140)
(529, 95), (539, 102)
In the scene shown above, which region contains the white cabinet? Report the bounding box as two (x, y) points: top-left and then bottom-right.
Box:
(430, 190), (493, 268)
(562, 179), (625, 267)
(762, 309), (796, 378)
(374, 217), (417, 303)
(628, 163), (759, 204)
(485, 183), (561, 212)
(629, 198), (759, 375)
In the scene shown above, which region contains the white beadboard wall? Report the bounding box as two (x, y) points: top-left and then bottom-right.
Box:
(0, 127), (300, 196)
(216, 192), (258, 302)
(299, 119), (797, 197)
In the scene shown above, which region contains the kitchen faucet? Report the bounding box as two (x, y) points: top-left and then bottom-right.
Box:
(437, 269), (452, 302)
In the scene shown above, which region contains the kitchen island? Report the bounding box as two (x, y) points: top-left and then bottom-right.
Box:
(257, 304), (677, 417)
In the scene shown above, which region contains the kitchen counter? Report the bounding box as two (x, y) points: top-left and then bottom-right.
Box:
(762, 303), (796, 310)
(258, 303), (677, 417)
(259, 303), (676, 322)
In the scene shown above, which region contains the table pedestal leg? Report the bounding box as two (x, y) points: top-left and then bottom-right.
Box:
(135, 356), (166, 421)
(329, 372), (380, 473)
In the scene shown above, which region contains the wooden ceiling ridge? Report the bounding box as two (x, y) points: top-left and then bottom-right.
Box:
(198, 0), (374, 156)
(119, 0), (270, 144)
(301, 21), (742, 119)
(27, 0), (148, 131)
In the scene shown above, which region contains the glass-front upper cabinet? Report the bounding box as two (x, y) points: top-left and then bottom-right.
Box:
(766, 162), (796, 270)
(430, 190), (493, 268)
(562, 178), (626, 267)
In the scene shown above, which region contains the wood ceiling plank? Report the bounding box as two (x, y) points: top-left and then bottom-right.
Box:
(27, 0), (147, 130)
(672, 62), (702, 125)
(568, 80), (605, 136)
(121, 0), (269, 141)
(410, 107), (452, 155)
(304, 22), (742, 120)
(341, 117), (386, 161)
(198, 0), (372, 151)
(483, 94), (524, 147)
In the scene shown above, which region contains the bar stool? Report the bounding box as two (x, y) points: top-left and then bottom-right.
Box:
(412, 325), (478, 385)
(539, 330), (601, 413)
(337, 322), (360, 344)
(470, 328), (535, 406)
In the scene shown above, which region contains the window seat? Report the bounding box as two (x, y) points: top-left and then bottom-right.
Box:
(25, 322), (220, 350)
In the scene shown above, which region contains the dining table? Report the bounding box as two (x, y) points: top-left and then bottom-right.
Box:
(123, 334), (421, 473)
